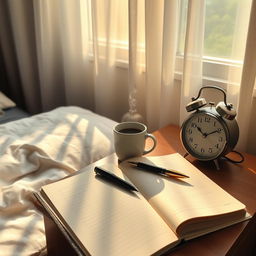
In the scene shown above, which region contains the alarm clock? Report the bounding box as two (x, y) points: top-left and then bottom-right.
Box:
(180, 86), (239, 167)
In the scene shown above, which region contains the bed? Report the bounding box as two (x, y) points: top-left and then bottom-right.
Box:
(0, 95), (117, 256)
(0, 107), (30, 124)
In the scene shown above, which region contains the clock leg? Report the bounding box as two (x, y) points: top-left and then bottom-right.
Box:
(213, 159), (220, 170)
(184, 152), (189, 158)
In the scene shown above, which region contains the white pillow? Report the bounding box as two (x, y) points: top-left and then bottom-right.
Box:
(0, 91), (16, 109)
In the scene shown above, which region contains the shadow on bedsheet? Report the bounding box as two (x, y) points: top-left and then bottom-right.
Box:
(10, 215), (42, 256)
(27, 110), (115, 167)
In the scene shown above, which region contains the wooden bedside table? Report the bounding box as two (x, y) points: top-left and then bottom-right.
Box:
(44, 124), (256, 256)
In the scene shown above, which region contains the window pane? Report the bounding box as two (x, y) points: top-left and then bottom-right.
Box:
(204, 0), (244, 59)
(178, 0), (251, 61)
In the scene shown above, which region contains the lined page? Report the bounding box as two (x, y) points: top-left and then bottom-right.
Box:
(42, 162), (179, 256)
(120, 153), (246, 237)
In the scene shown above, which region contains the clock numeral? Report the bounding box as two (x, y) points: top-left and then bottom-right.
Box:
(218, 137), (223, 142)
(197, 117), (203, 123)
(201, 148), (205, 153)
(205, 117), (210, 123)
(213, 121), (216, 127)
(188, 129), (192, 134)
(215, 144), (219, 149)
(194, 144), (198, 148)
(189, 137), (193, 143)
(208, 148), (213, 153)
(191, 123), (197, 128)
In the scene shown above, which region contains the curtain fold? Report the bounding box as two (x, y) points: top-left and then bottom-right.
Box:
(33, 0), (66, 111)
(2, 0), (42, 113)
(180, 0), (205, 124)
(34, 0), (95, 111)
(144, 0), (164, 131)
(91, 0), (122, 119)
(158, 0), (179, 128)
(236, 0), (256, 152)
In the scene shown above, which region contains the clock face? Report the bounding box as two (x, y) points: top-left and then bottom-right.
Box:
(182, 112), (227, 160)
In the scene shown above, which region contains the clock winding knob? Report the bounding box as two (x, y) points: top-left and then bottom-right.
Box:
(186, 98), (207, 112)
(216, 102), (237, 120)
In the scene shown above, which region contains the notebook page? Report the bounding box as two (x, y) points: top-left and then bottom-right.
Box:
(42, 165), (179, 256)
(120, 153), (246, 236)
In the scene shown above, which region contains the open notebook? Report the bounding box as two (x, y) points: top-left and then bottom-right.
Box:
(35, 153), (250, 256)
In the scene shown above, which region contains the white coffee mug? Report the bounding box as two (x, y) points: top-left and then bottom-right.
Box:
(113, 122), (157, 161)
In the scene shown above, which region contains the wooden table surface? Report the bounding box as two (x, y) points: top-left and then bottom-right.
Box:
(147, 124), (256, 256)
(45, 124), (256, 256)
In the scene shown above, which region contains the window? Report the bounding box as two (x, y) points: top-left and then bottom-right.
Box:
(81, 0), (252, 86)
(205, 0), (241, 60)
(178, 0), (251, 60)
(176, 0), (252, 87)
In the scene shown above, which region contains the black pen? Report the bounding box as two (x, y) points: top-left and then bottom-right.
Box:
(128, 161), (189, 178)
(94, 166), (138, 191)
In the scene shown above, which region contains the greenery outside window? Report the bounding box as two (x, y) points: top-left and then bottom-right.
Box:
(82, 0), (252, 88)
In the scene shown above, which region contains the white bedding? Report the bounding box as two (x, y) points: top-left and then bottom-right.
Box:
(0, 106), (117, 256)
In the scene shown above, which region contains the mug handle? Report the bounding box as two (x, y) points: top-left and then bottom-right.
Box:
(143, 133), (157, 155)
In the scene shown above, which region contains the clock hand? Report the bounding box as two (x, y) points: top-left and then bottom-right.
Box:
(196, 126), (207, 137)
(196, 126), (203, 134)
(205, 130), (220, 136)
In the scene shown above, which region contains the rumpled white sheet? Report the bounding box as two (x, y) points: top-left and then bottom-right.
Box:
(0, 106), (117, 256)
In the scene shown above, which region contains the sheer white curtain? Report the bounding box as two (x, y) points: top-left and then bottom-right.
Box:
(236, 0), (256, 152)
(0, 0), (255, 153)
(34, 0), (102, 112)
(144, 0), (179, 131)
(0, 0), (92, 113)
(0, 0), (42, 112)
(222, 0), (254, 152)
(180, 0), (205, 124)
